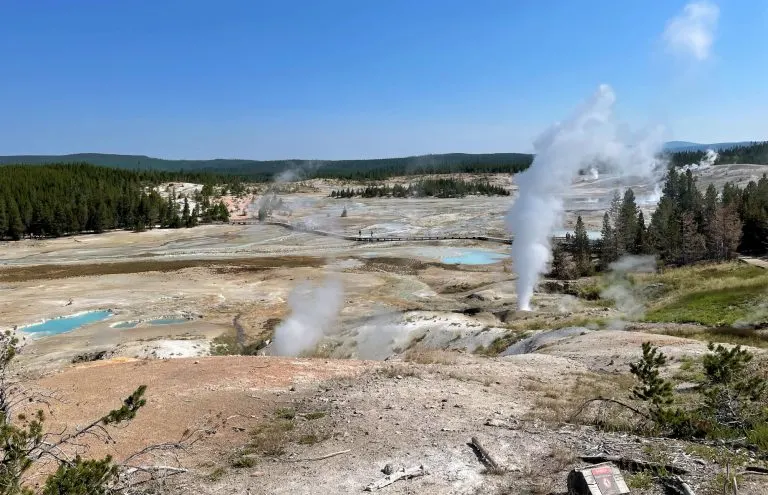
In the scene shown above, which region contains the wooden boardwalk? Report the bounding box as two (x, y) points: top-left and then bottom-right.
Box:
(231, 219), (593, 246)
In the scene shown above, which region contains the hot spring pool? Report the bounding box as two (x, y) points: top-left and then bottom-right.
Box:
(21, 310), (113, 337)
(441, 249), (506, 265)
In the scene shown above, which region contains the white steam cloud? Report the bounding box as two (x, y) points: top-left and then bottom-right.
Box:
(663, 1), (719, 61)
(506, 85), (662, 311)
(639, 148), (718, 206)
(274, 160), (325, 183)
(600, 255), (657, 325)
(681, 148), (718, 172)
(272, 277), (344, 356)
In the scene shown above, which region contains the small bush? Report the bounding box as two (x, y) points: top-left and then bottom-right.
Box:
(747, 423), (768, 451)
(249, 419), (294, 457)
(628, 342), (767, 446)
(275, 408), (296, 420)
(626, 471), (653, 490)
(303, 411), (326, 421)
(229, 454), (256, 469)
(298, 433), (326, 445)
(207, 467), (227, 481)
(404, 348), (457, 365)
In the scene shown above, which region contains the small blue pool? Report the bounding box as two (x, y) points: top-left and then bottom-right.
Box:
(147, 318), (188, 326)
(22, 310), (113, 337)
(442, 249), (506, 265)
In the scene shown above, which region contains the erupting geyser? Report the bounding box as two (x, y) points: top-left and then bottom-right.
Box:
(506, 84), (662, 311)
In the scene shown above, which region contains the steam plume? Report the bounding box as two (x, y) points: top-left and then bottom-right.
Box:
(506, 85), (661, 311)
(681, 148), (718, 172)
(272, 277), (343, 356)
(600, 255), (657, 324)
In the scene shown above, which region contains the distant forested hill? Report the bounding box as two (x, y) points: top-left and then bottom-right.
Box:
(662, 141), (754, 152)
(0, 153), (534, 180)
(3, 141), (767, 180)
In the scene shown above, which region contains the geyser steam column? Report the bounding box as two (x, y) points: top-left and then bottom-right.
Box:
(506, 84), (620, 311)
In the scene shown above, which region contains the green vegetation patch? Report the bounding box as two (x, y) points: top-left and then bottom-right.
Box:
(645, 280), (768, 326)
(474, 331), (529, 356)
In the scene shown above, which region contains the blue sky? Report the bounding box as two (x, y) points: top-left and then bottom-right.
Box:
(1, 0), (766, 159)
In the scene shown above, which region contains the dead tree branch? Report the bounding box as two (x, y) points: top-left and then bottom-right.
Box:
(569, 397), (650, 423)
(364, 465), (428, 491)
(468, 437), (502, 471)
(282, 449), (351, 463)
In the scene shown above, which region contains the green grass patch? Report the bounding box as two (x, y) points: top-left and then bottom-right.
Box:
(275, 408), (296, 420)
(626, 471), (653, 490)
(645, 280), (768, 327)
(747, 423), (768, 452)
(303, 411), (326, 421)
(475, 331), (529, 356)
(207, 467), (227, 481)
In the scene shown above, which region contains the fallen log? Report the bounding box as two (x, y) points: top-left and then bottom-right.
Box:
(579, 455), (688, 475)
(282, 449), (351, 463)
(742, 466), (768, 475)
(364, 465), (428, 491)
(469, 436), (502, 471)
(660, 475), (697, 495)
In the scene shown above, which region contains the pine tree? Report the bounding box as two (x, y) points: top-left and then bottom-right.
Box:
(616, 188), (639, 256)
(550, 243), (577, 280)
(0, 199), (7, 239)
(218, 202), (229, 222)
(7, 199), (23, 241)
(680, 212), (705, 264)
(572, 215), (591, 276)
(182, 197), (191, 227)
(633, 211), (648, 255)
(599, 212), (617, 269)
(190, 204), (199, 227)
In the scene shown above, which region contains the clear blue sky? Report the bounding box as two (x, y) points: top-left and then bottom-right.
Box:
(1, 0), (766, 159)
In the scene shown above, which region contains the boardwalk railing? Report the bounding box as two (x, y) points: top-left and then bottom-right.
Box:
(231, 219), (597, 246)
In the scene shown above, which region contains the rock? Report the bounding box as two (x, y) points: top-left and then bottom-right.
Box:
(71, 350), (112, 364)
(193, 360), (199, 364)
(382, 463), (395, 475)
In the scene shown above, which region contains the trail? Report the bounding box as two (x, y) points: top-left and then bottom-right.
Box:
(740, 256), (768, 269)
(233, 220), (599, 247)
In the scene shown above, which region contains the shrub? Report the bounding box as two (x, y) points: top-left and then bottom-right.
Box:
(628, 341), (767, 447)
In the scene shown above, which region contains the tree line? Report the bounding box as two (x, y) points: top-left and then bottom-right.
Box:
(0, 163), (230, 241)
(668, 142), (768, 169)
(330, 178), (509, 199)
(552, 169), (767, 279)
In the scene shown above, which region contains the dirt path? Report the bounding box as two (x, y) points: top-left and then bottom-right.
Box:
(740, 255), (768, 269)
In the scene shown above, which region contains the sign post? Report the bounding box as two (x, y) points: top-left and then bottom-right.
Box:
(567, 462), (631, 495)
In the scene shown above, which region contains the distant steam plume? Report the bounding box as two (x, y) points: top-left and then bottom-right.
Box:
(272, 277), (343, 356)
(506, 85), (662, 311)
(681, 148), (718, 172)
(274, 160), (325, 183)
